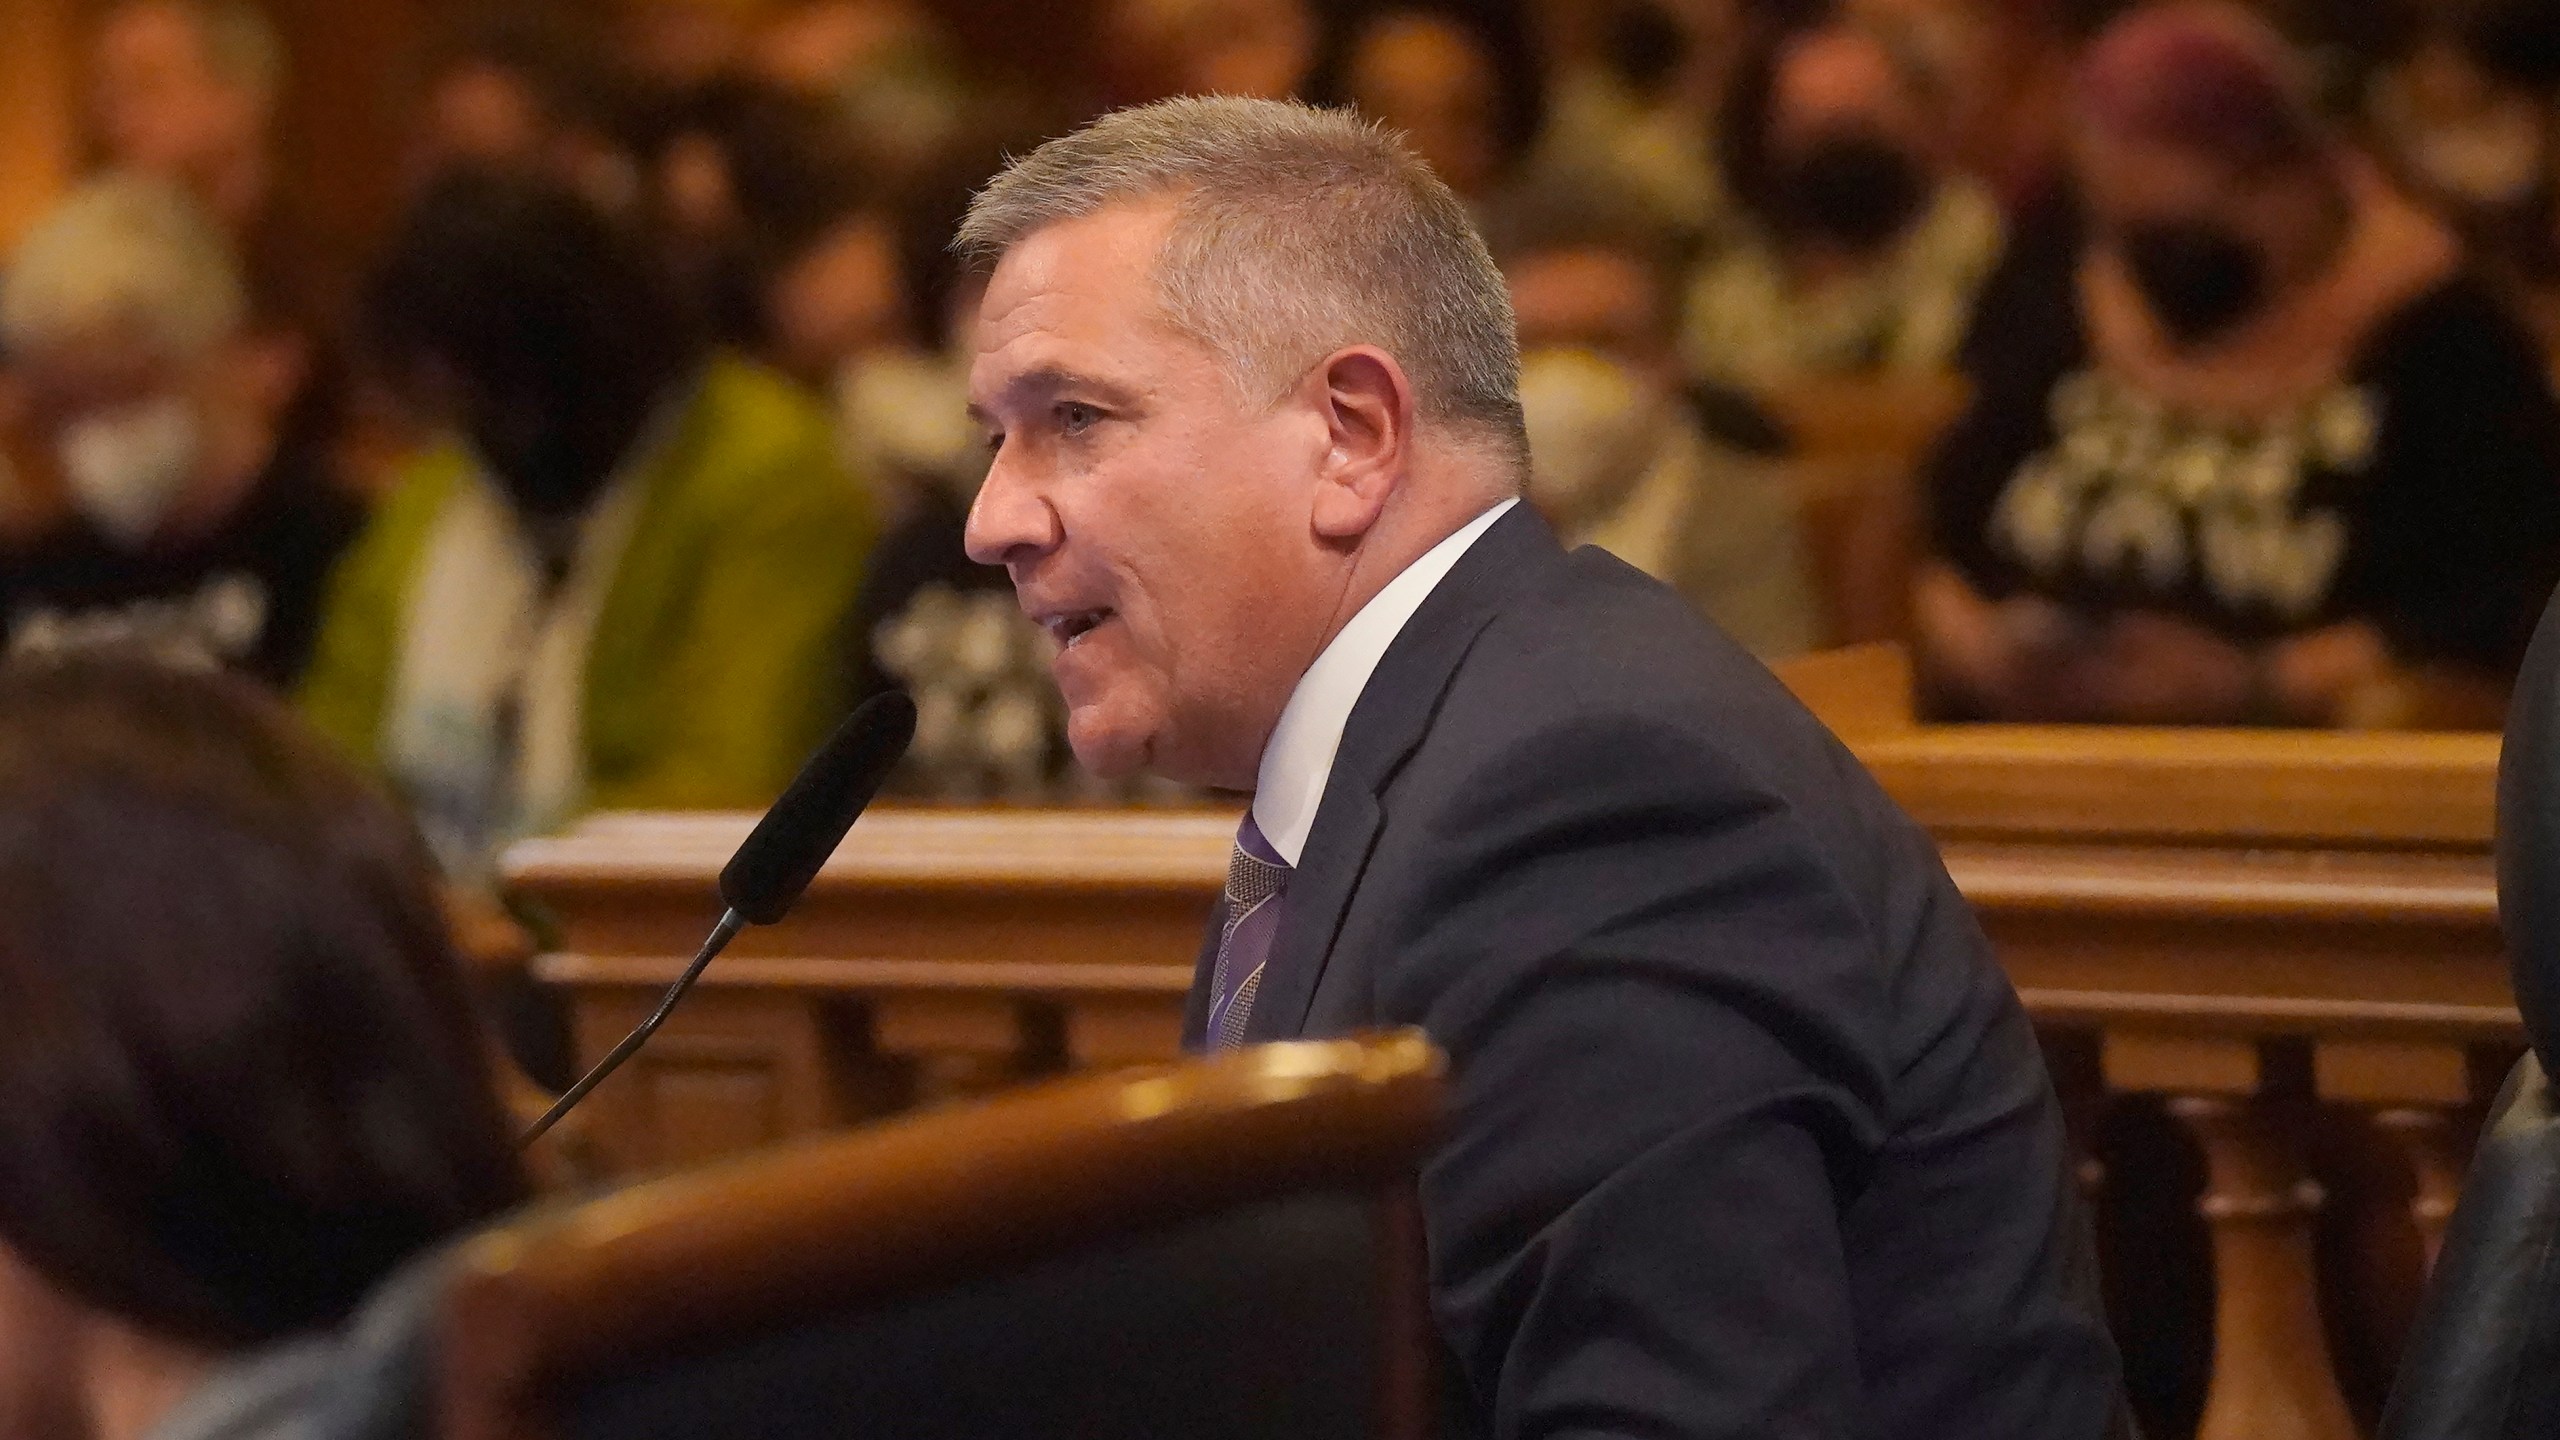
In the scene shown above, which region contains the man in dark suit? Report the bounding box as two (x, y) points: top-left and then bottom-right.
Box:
(958, 95), (2124, 1439)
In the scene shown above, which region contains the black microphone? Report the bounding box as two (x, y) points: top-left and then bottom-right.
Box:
(520, 691), (918, 1145)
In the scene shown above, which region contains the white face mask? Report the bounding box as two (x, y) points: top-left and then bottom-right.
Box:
(57, 395), (200, 548)
(1518, 346), (1670, 527)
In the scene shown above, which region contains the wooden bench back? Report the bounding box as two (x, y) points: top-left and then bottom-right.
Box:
(440, 1032), (1445, 1440)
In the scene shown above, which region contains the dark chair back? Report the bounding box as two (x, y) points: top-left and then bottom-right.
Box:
(438, 1032), (1444, 1440)
(2379, 591), (2560, 1440)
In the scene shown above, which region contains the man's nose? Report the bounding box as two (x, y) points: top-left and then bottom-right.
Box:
(963, 450), (1062, 568)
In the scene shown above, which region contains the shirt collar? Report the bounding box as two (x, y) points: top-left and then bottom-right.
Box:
(1250, 497), (1517, 866)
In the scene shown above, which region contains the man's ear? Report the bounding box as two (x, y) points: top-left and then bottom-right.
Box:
(1308, 346), (1413, 542)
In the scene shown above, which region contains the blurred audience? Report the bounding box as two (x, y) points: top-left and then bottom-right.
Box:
(838, 183), (987, 529)
(2362, 4), (2560, 351)
(1519, 0), (1748, 252)
(1103, 0), (1318, 105)
(1322, 5), (1546, 214)
(617, 0), (758, 93)
(2368, 20), (2549, 232)
(1922, 1), (2560, 728)
(89, 0), (337, 333)
(301, 172), (872, 877)
(1683, 12), (2003, 388)
(0, 653), (527, 1440)
(0, 176), (360, 686)
(766, 190), (906, 390)
(635, 77), (847, 357)
(1865, 0), (2086, 217)
(411, 11), (643, 216)
(92, 0), (276, 231)
(750, 0), (981, 192)
(23, 0), (2560, 753)
(1503, 202), (1823, 656)
(627, 74), (909, 389)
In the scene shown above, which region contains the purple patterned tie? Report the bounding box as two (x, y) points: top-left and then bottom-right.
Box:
(1206, 813), (1292, 1050)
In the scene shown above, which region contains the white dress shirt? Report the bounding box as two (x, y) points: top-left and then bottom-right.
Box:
(1251, 497), (1519, 865)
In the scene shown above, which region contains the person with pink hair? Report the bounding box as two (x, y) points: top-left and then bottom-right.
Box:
(1919, 1), (2560, 728)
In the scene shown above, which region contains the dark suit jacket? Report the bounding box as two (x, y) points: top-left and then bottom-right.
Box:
(1184, 507), (2124, 1439)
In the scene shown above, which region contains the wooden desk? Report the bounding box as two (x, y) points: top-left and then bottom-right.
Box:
(506, 679), (2514, 1440)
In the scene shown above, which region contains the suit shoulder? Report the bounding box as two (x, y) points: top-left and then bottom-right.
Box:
(1464, 548), (1841, 770)
(1415, 549), (1942, 909)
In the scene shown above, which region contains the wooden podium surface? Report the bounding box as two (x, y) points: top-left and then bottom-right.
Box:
(505, 650), (2516, 1440)
(513, 736), (2513, 1137)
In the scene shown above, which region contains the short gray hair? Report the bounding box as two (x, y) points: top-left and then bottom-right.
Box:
(2, 174), (247, 361)
(957, 96), (1525, 459)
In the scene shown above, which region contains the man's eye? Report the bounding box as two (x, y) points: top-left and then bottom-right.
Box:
(1057, 402), (1101, 435)
(983, 431), (1006, 456)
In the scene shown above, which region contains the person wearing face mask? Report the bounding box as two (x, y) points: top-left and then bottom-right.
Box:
(1921, 1), (2560, 728)
(0, 175), (362, 687)
(1501, 205), (1823, 658)
(300, 170), (872, 879)
(1679, 12), (2004, 390)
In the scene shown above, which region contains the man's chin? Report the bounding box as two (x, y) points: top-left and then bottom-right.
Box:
(1064, 712), (1154, 783)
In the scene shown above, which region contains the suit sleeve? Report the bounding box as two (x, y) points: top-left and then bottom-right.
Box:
(1374, 713), (1890, 1440)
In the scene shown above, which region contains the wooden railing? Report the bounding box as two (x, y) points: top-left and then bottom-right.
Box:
(502, 651), (2518, 1440)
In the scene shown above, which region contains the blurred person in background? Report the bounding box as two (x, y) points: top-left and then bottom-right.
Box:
(384, 12), (648, 506)
(2369, 15), (2550, 231)
(92, 0), (276, 236)
(302, 171), (872, 880)
(837, 175), (986, 532)
(616, 0), (754, 93)
(634, 74), (909, 388)
(1501, 201), (1823, 657)
(1857, 0), (2085, 219)
(638, 76), (848, 355)
(765, 184), (906, 392)
(1683, 11), (2003, 389)
(410, 10), (643, 216)
(90, 0), (336, 334)
(0, 653), (528, 1440)
(1921, 1), (2560, 728)
(1321, 4), (1546, 216)
(2364, 2), (2560, 344)
(1516, 0), (1755, 253)
(0, 176), (361, 687)
(1101, 0), (1318, 106)
(751, 0), (981, 194)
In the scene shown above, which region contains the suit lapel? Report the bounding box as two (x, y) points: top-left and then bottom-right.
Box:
(1243, 504), (1568, 1041)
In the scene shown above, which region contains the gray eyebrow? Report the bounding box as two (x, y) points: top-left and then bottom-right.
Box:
(967, 366), (1138, 429)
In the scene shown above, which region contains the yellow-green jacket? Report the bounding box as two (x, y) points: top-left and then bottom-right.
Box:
(301, 355), (872, 813)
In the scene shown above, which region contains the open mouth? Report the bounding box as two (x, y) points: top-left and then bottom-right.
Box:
(1042, 609), (1114, 649)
